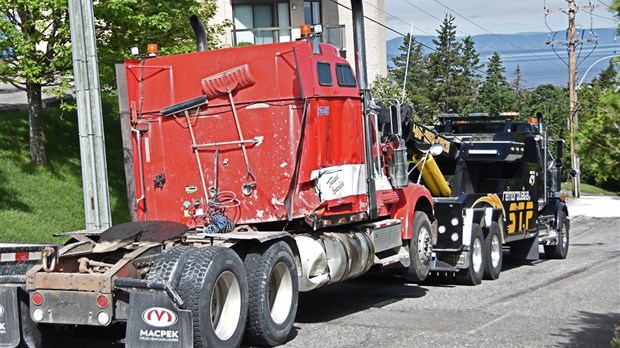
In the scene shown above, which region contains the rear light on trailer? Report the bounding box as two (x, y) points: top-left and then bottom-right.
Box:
(97, 311), (111, 325)
(32, 291), (44, 305)
(32, 308), (44, 321)
(97, 294), (109, 309)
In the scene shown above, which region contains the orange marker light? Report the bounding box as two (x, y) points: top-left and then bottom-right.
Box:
(147, 43), (158, 57)
(300, 24), (312, 37)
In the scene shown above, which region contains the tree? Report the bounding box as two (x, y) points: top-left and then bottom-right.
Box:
(474, 52), (516, 115)
(577, 91), (620, 190)
(511, 64), (527, 110)
(428, 15), (463, 114)
(94, 0), (229, 89)
(388, 34), (433, 122)
(455, 36), (482, 115)
(0, 0), (73, 165)
(0, 0), (228, 166)
(589, 61), (618, 90)
(521, 84), (569, 140)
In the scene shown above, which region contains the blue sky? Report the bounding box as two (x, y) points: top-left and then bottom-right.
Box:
(383, 0), (618, 39)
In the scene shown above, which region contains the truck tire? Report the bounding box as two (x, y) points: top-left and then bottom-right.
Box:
(403, 211), (432, 283)
(455, 223), (484, 285)
(244, 241), (298, 346)
(544, 211), (569, 259)
(146, 246), (194, 287)
(483, 221), (502, 280)
(177, 247), (248, 348)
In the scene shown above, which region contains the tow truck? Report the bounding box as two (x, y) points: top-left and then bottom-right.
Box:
(407, 113), (570, 285)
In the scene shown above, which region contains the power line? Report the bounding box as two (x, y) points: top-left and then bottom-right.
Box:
(431, 0), (564, 67)
(589, 11), (617, 21)
(328, 1), (490, 77)
(328, 0), (408, 38)
(364, 1), (435, 37)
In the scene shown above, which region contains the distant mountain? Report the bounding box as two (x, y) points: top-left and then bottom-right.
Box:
(386, 28), (619, 88)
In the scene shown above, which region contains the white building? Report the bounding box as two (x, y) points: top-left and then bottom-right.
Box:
(211, 0), (386, 82)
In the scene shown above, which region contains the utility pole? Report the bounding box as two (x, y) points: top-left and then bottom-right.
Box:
(568, 0), (579, 198)
(68, 0), (112, 230)
(545, 0), (598, 198)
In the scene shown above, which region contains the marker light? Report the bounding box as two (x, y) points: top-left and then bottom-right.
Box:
(147, 43), (158, 57)
(32, 308), (44, 321)
(97, 294), (109, 309)
(300, 24), (312, 37)
(97, 311), (111, 325)
(32, 292), (44, 306)
(130, 46), (139, 57)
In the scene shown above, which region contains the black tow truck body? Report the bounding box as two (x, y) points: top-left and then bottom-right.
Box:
(408, 114), (569, 282)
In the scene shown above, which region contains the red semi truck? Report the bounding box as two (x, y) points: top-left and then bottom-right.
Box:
(0, 2), (437, 347)
(0, 1), (569, 347)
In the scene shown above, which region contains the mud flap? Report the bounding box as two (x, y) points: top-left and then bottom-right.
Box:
(509, 233), (540, 260)
(126, 290), (193, 348)
(0, 287), (20, 348)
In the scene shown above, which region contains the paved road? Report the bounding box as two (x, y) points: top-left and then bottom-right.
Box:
(281, 197), (620, 348)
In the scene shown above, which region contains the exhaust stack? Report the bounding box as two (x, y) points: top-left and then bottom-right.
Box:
(190, 15), (208, 52)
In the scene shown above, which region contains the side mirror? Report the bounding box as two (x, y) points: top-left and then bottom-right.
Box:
(430, 143), (443, 157)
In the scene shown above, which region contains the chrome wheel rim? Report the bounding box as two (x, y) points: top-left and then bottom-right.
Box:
(269, 262), (293, 325)
(211, 271), (242, 340)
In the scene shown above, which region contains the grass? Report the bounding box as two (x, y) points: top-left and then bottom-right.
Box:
(561, 182), (620, 196)
(0, 98), (129, 243)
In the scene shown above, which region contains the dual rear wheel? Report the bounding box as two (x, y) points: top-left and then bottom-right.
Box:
(455, 221), (503, 285)
(148, 242), (298, 347)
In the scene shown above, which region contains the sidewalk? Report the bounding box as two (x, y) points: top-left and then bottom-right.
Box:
(566, 195), (620, 218)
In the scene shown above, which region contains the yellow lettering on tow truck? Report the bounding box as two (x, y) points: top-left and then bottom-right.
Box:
(507, 201), (534, 233)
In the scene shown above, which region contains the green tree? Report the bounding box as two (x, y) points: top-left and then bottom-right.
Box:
(94, 0), (229, 89)
(0, 0), (228, 165)
(474, 52), (516, 115)
(428, 15), (463, 114)
(590, 61), (618, 90)
(521, 84), (569, 141)
(456, 36), (482, 115)
(389, 34), (433, 122)
(0, 0), (73, 165)
(577, 91), (620, 190)
(511, 64), (527, 111)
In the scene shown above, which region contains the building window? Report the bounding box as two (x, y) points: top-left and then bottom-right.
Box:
(233, 2), (291, 45)
(304, 0), (321, 25)
(336, 64), (357, 87)
(317, 62), (332, 86)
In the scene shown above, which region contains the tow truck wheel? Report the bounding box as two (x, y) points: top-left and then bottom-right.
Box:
(146, 246), (194, 287)
(455, 223), (484, 285)
(177, 247), (248, 348)
(483, 222), (503, 280)
(244, 241), (298, 346)
(403, 211), (432, 283)
(544, 211), (570, 259)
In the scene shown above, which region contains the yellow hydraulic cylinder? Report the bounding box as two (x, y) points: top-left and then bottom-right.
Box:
(412, 154), (451, 197)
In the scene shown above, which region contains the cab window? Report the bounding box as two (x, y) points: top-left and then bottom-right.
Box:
(317, 62), (332, 86)
(336, 64), (357, 87)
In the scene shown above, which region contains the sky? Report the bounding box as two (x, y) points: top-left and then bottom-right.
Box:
(382, 0), (618, 39)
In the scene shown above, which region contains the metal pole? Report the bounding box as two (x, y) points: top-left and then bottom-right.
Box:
(68, 0), (111, 229)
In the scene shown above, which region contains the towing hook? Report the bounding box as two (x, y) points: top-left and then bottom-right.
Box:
(41, 246), (57, 273)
